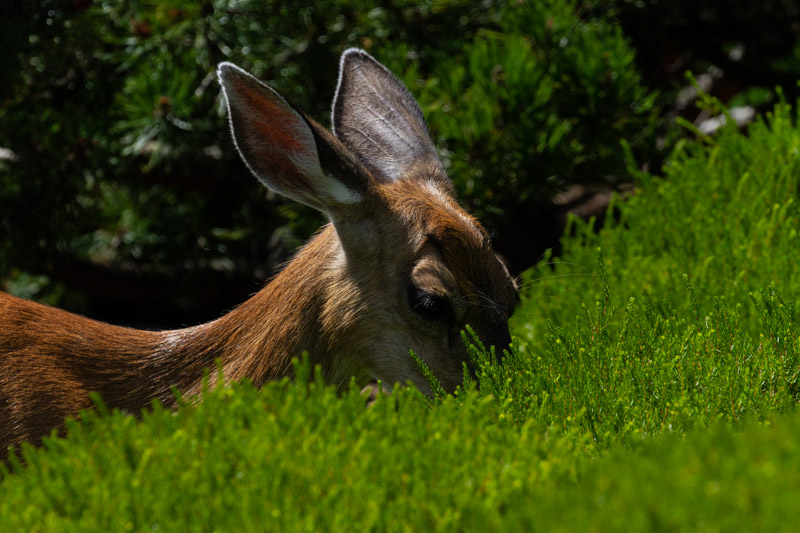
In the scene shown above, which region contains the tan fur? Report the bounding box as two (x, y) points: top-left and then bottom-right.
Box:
(0, 49), (517, 451)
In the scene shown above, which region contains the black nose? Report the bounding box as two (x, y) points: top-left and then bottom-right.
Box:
(489, 324), (512, 364)
(460, 323), (511, 389)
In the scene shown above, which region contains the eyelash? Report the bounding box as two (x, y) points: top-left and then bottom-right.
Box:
(408, 287), (452, 324)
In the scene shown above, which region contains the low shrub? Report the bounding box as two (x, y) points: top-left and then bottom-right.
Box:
(2, 95), (800, 530)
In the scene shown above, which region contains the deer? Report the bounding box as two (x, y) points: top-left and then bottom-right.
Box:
(0, 49), (517, 452)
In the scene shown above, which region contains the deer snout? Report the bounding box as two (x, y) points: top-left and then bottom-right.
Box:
(494, 323), (513, 362)
(457, 321), (512, 387)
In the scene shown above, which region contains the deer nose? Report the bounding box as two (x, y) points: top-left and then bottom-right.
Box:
(491, 324), (512, 364)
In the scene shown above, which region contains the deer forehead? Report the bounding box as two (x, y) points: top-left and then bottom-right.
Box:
(380, 180), (515, 313)
(381, 180), (485, 241)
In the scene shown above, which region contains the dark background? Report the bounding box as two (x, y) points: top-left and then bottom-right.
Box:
(2, 0), (799, 328)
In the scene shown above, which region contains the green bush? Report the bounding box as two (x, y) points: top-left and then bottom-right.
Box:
(419, 0), (658, 228)
(0, 374), (587, 531)
(3, 375), (800, 531)
(3, 82), (800, 531)
(502, 93), (800, 444)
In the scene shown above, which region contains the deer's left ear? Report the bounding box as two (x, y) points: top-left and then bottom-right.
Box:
(218, 62), (375, 216)
(332, 49), (448, 188)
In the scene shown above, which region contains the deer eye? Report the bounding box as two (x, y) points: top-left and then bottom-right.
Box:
(409, 287), (452, 324)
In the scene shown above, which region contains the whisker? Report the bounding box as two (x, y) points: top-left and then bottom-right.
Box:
(533, 248), (556, 265)
(537, 260), (591, 271)
(517, 272), (596, 291)
(452, 292), (501, 312)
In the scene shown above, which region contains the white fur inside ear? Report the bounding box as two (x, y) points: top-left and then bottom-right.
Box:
(277, 137), (362, 206)
(287, 145), (362, 205)
(320, 176), (363, 204)
(278, 145), (363, 207)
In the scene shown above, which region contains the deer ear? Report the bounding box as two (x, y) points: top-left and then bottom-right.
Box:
(332, 49), (447, 186)
(218, 62), (369, 214)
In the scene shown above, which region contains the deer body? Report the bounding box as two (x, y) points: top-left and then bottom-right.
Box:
(1, 49), (516, 451)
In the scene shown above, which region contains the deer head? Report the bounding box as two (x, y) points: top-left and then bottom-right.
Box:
(218, 49), (517, 394)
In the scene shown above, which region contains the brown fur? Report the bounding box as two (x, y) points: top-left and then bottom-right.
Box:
(0, 49), (517, 452)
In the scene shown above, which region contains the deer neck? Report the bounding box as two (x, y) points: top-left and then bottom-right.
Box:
(162, 224), (344, 399)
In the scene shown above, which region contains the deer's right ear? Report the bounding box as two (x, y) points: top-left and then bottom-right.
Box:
(218, 62), (368, 215)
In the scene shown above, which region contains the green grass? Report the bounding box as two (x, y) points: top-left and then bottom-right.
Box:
(3, 377), (800, 532)
(2, 98), (800, 530)
(502, 96), (800, 446)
